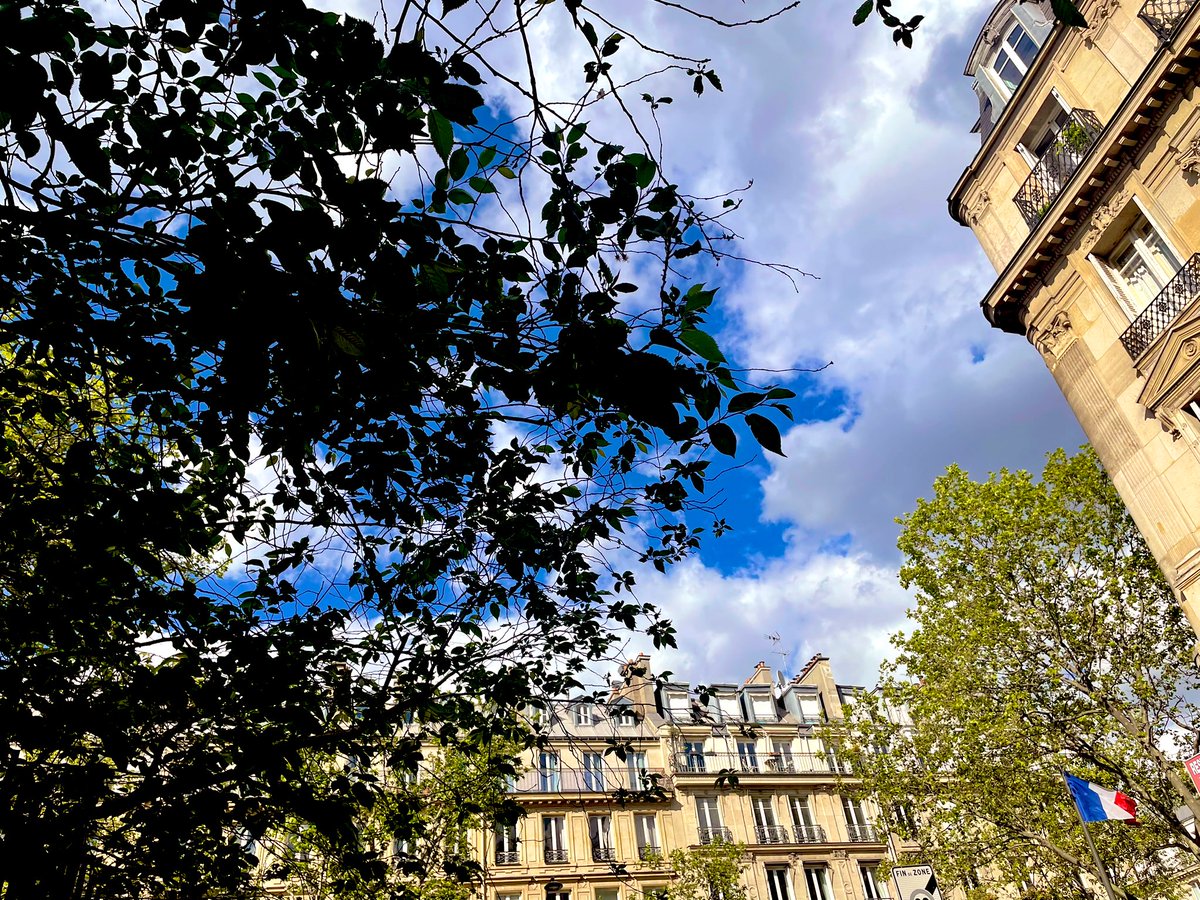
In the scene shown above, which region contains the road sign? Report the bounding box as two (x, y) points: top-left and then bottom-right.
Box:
(892, 864), (941, 900)
(1186, 753), (1200, 794)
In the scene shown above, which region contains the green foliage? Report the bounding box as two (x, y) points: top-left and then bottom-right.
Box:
(0, 0), (805, 896)
(268, 740), (522, 900)
(842, 448), (1200, 900)
(854, 0), (1088, 45)
(648, 838), (748, 900)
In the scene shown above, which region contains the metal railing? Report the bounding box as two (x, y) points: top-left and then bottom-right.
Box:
(1140, 0), (1199, 39)
(698, 827), (734, 845)
(509, 767), (667, 793)
(1013, 110), (1103, 228)
(592, 846), (617, 863)
(846, 823), (881, 843)
(544, 848), (570, 863)
(672, 752), (836, 775)
(638, 844), (662, 861)
(495, 850), (520, 865)
(794, 824), (827, 843)
(1120, 253), (1200, 359)
(754, 825), (792, 844)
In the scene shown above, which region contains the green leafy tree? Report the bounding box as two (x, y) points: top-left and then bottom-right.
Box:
(264, 739), (522, 900)
(642, 838), (748, 900)
(0, 0), (814, 896)
(843, 448), (1200, 900)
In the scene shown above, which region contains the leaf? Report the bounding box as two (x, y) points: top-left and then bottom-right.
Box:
(468, 175), (497, 194)
(477, 146), (496, 168)
(679, 327), (725, 363)
(853, 0), (874, 26)
(707, 423), (736, 457)
(443, 0), (470, 11)
(703, 70), (722, 92)
(1050, 0), (1088, 27)
(427, 110), (454, 161)
(745, 413), (785, 456)
(727, 392), (764, 414)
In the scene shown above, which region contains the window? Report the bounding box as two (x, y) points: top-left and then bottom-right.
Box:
(597, 891), (620, 900)
(583, 752), (607, 791)
(539, 752), (561, 792)
(574, 703), (597, 726)
(392, 835), (412, 857)
(789, 795), (815, 828)
(752, 796), (784, 843)
(1104, 213), (1182, 317)
(991, 21), (1039, 94)
(636, 814), (660, 859)
(804, 867), (834, 900)
(696, 796), (724, 843)
(590, 815), (615, 861)
(543, 816), (568, 862)
(769, 741), (794, 772)
(842, 798), (875, 841)
(644, 888), (669, 900)
(626, 750), (649, 788)
(861, 866), (888, 900)
(498, 894), (522, 900)
(495, 823), (519, 865)
(766, 867), (795, 900)
(683, 741), (706, 772)
(611, 705), (638, 726)
(547, 893), (571, 900)
(737, 741), (759, 772)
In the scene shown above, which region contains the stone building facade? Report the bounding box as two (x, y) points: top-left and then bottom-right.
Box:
(947, 0), (1200, 635)
(475, 655), (896, 900)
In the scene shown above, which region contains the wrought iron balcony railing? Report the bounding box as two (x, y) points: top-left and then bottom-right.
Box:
(1120, 253), (1200, 359)
(592, 846), (617, 863)
(1013, 110), (1103, 228)
(794, 824), (827, 843)
(638, 844), (662, 861)
(672, 751), (837, 775)
(509, 767), (667, 793)
(495, 850), (520, 865)
(754, 825), (792, 844)
(846, 823), (881, 843)
(1140, 0), (1199, 39)
(698, 827), (734, 845)
(544, 848), (570, 863)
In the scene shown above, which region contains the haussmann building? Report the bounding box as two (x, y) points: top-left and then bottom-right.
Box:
(948, 0), (1200, 637)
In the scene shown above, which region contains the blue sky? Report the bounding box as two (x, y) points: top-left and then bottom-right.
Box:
(227, 0), (1087, 689)
(442, 0), (1089, 688)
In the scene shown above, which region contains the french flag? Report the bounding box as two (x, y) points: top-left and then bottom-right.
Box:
(1064, 773), (1137, 823)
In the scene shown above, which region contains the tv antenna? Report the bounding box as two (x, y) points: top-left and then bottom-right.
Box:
(765, 631), (791, 675)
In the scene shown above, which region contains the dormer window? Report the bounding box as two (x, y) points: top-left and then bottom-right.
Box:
(991, 21), (1039, 95)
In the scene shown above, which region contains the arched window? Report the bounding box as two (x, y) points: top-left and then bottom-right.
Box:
(991, 20), (1040, 94)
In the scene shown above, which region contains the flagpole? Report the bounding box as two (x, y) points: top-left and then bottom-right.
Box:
(1062, 772), (1119, 900)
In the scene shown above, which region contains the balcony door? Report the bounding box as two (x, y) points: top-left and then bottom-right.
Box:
(696, 796), (723, 843)
(590, 814), (615, 861)
(582, 751), (606, 791)
(539, 752), (561, 792)
(1106, 215), (1182, 318)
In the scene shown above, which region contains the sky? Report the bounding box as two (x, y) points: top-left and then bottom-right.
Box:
(201, 0), (1088, 691)
(444, 0), (1089, 689)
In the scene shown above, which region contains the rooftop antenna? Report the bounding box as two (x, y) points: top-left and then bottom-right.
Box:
(765, 632), (791, 677)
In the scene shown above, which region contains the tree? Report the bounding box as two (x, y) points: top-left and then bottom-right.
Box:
(0, 0), (1095, 895)
(642, 838), (748, 900)
(261, 739), (523, 900)
(842, 447), (1200, 900)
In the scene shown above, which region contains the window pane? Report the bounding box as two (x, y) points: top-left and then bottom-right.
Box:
(992, 49), (1023, 92)
(1007, 24), (1039, 68)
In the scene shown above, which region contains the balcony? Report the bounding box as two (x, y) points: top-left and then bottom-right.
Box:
(1013, 110), (1103, 228)
(495, 850), (520, 865)
(510, 767), (667, 793)
(1120, 253), (1200, 359)
(754, 825), (792, 844)
(1140, 0), (1199, 39)
(638, 844), (662, 861)
(544, 848), (570, 863)
(672, 752), (835, 775)
(846, 823), (881, 843)
(592, 846), (617, 863)
(794, 824), (827, 843)
(698, 827), (734, 845)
